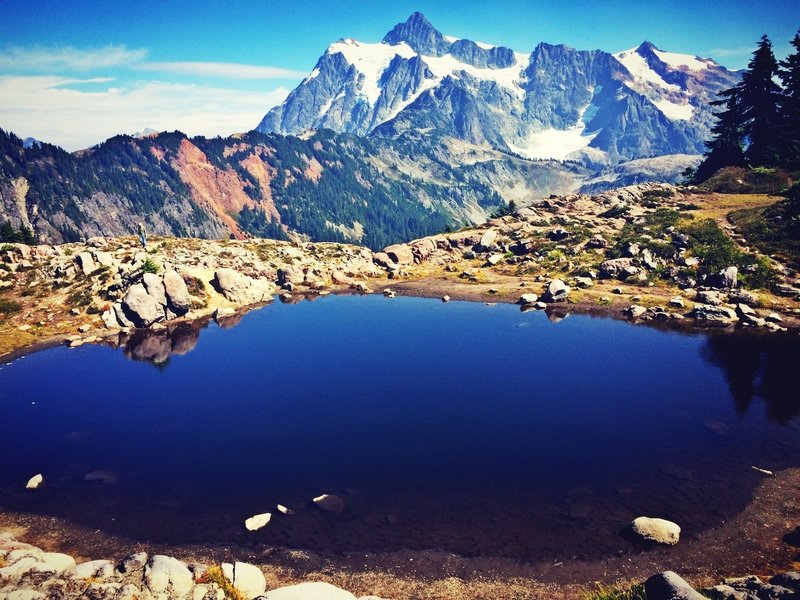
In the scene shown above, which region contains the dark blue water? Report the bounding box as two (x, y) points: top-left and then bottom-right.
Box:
(1, 295), (798, 561)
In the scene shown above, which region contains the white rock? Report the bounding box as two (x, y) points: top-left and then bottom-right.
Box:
(36, 552), (77, 575)
(0, 556), (40, 579)
(232, 562), (266, 599)
(144, 555), (194, 598)
(25, 474), (43, 489)
(631, 516), (681, 545)
(76, 559), (115, 580)
(276, 504), (294, 515)
(5, 591), (47, 600)
(262, 582), (358, 600)
(245, 512), (272, 531)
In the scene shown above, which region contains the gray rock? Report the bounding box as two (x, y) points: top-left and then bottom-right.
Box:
(143, 272), (167, 306)
(486, 254), (503, 266)
(702, 584), (752, 599)
(688, 304), (737, 323)
(728, 289), (758, 305)
(586, 234), (607, 249)
(113, 302), (134, 328)
(631, 516), (681, 545)
(277, 266), (305, 286)
(75, 252), (96, 275)
(122, 284), (165, 327)
(771, 572), (800, 592)
(220, 561), (266, 599)
(518, 293), (538, 305)
(118, 552), (148, 575)
(645, 571), (705, 600)
(77, 559), (115, 580)
(383, 244), (414, 265)
(144, 555), (194, 598)
(478, 229), (497, 250)
(705, 266), (738, 289)
(600, 258), (639, 280)
(669, 296), (685, 308)
(213, 269), (274, 304)
(163, 270), (192, 314)
(542, 279), (569, 302)
(626, 305), (647, 319)
(696, 290), (723, 305)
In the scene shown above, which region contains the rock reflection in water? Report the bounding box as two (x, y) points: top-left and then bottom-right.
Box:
(702, 332), (800, 423)
(121, 321), (207, 365)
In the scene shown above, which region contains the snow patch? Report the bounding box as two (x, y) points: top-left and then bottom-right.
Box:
(422, 52), (529, 96)
(444, 35), (459, 43)
(653, 98), (693, 121)
(474, 40), (495, 50)
(613, 48), (680, 92)
(328, 39), (416, 104)
(507, 125), (598, 161)
(653, 49), (711, 72)
(304, 68), (321, 83)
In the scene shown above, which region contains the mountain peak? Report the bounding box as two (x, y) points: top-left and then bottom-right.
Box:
(382, 12), (451, 56)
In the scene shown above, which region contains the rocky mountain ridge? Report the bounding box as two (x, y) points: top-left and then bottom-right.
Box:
(257, 12), (738, 167)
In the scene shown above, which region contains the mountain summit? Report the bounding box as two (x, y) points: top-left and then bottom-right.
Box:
(256, 13), (738, 166)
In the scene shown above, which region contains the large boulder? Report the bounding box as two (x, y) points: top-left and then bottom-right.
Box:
(163, 270), (192, 315)
(122, 284), (165, 327)
(704, 266), (738, 289)
(632, 516), (681, 545)
(213, 268), (274, 304)
(144, 555), (193, 598)
(599, 258), (640, 280)
(383, 244), (414, 265)
(221, 561), (266, 599)
(74, 252), (96, 275)
(645, 571), (705, 600)
(542, 279), (570, 303)
(142, 272), (167, 307)
(410, 238), (436, 262)
(477, 229), (497, 250)
(260, 582), (357, 600)
(277, 266), (305, 286)
(688, 304), (737, 323)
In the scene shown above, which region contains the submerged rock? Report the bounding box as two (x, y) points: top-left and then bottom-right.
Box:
(632, 516), (681, 545)
(313, 493), (345, 514)
(25, 473), (43, 489)
(245, 513), (272, 531)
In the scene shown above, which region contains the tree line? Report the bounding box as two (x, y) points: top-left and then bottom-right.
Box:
(691, 30), (800, 182)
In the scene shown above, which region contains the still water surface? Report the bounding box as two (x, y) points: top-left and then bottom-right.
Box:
(1, 295), (798, 560)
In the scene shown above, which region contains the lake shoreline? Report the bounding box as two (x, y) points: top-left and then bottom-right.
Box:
(2, 466), (798, 598)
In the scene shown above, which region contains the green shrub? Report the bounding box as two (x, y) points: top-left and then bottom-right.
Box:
(0, 297), (22, 315)
(141, 258), (160, 274)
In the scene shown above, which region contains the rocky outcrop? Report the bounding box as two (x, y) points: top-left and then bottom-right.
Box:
(213, 268), (276, 304)
(122, 284), (164, 328)
(0, 533), (374, 600)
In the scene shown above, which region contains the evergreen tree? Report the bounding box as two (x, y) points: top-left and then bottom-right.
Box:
(738, 35), (783, 166)
(779, 30), (800, 167)
(693, 87), (747, 182)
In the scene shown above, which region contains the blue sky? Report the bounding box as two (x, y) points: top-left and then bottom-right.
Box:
(1, 0), (798, 150)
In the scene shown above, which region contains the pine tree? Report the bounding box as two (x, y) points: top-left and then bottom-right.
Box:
(693, 87), (746, 182)
(779, 30), (800, 167)
(738, 35), (783, 166)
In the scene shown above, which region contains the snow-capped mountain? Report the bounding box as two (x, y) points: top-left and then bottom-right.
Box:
(256, 12), (738, 165)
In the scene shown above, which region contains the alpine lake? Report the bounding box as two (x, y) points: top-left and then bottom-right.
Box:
(1, 294), (799, 564)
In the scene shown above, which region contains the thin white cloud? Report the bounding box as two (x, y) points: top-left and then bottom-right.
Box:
(137, 61), (306, 80)
(0, 75), (290, 151)
(0, 45), (148, 72)
(705, 46), (755, 58)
